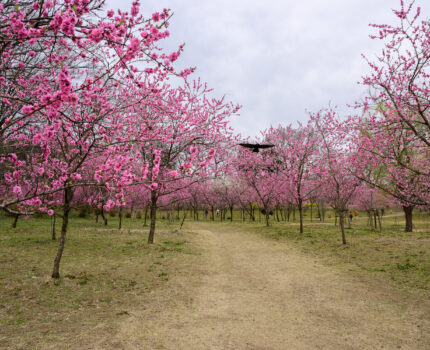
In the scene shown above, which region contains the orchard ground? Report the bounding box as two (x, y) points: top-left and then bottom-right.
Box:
(0, 211), (429, 349)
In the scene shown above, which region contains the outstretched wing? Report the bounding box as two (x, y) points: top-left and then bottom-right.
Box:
(239, 143), (256, 148)
(238, 143), (274, 153)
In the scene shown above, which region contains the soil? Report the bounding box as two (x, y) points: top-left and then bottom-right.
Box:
(116, 223), (430, 350)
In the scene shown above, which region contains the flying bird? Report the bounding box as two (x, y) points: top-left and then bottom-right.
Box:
(239, 143), (275, 153)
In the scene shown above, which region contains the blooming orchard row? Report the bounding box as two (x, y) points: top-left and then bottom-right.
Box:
(114, 0), (429, 244)
(1, 1), (429, 278)
(0, 0), (239, 278)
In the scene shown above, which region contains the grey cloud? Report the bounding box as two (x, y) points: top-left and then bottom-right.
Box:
(107, 0), (429, 138)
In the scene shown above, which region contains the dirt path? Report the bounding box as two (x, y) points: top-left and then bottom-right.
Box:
(119, 223), (429, 350)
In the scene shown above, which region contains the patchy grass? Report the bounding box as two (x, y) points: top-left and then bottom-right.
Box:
(0, 211), (429, 348)
(230, 212), (430, 292)
(0, 215), (199, 349)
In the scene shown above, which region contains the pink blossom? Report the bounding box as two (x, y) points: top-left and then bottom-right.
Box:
(21, 105), (33, 114)
(13, 185), (21, 195)
(89, 28), (104, 43)
(131, 1), (140, 17)
(169, 170), (178, 178)
(168, 51), (179, 62)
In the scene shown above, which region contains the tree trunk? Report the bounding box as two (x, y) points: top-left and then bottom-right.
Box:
(101, 208), (108, 226)
(52, 213), (57, 241)
(321, 202), (325, 222)
(118, 207), (123, 230)
(12, 214), (19, 228)
(377, 211), (382, 232)
(95, 210), (99, 223)
(180, 209), (187, 230)
(374, 209), (377, 229)
(144, 204), (149, 226)
(403, 206), (414, 232)
(230, 207), (233, 222)
(276, 207), (280, 222)
(265, 212), (270, 226)
(148, 190), (158, 244)
(298, 200), (304, 234)
(310, 203), (313, 222)
(280, 208), (285, 221)
(367, 210), (373, 228)
(339, 210), (347, 245)
(52, 187), (73, 279)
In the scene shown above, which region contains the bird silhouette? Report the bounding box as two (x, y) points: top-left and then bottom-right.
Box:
(238, 143), (275, 153)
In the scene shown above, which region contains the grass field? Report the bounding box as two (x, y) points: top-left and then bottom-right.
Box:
(0, 216), (200, 349)
(0, 211), (429, 348)
(242, 213), (430, 291)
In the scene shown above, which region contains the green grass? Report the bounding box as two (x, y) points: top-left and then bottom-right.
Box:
(0, 214), (198, 349)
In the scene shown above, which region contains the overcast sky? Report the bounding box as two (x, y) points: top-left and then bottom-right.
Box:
(108, 0), (429, 138)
